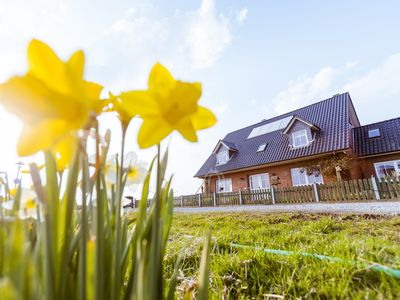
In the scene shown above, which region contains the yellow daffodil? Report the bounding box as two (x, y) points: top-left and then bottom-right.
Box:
(0, 39), (105, 168)
(118, 63), (216, 148)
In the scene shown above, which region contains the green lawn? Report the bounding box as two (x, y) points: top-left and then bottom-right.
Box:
(165, 212), (400, 299)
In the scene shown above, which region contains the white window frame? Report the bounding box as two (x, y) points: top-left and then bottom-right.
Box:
(291, 167), (324, 186)
(249, 173), (270, 190)
(216, 178), (232, 193)
(374, 160), (400, 179)
(216, 149), (229, 165)
(368, 129), (381, 138)
(292, 129), (309, 148)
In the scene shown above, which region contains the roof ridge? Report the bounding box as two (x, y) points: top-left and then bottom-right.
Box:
(354, 116), (400, 128)
(223, 92), (349, 139)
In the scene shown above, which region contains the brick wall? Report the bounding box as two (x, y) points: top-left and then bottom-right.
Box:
(202, 152), (400, 194)
(204, 157), (337, 193)
(357, 153), (400, 178)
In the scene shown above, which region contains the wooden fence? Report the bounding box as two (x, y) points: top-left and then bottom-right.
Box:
(173, 176), (400, 207)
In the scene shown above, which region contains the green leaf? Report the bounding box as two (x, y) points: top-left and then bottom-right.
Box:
(197, 230), (212, 300)
(166, 254), (182, 300)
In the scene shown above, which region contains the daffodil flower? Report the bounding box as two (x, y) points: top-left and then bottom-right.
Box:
(103, 152), (147, 187)
(118, 63), (217, 148)
(2, 188), (39, 219)
(0, 39), (105, 169)
(123, 152), (147, 187)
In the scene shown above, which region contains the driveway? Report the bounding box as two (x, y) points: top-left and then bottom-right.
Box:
(173, 201), (400, 215)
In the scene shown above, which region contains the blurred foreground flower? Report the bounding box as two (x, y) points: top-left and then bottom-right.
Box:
(2, 188), (39, 219)
(118, 63), (217, 148)
(103, 151), (147, 187)
(0, 39), (104, 169)
(0, 39), (214, 300)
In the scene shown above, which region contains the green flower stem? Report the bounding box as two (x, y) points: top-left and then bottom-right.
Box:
(79, 137), (89, 300)
(94, 121), (105, 300)
(149, 143), (163, 300)
(111, 124), (127, 300)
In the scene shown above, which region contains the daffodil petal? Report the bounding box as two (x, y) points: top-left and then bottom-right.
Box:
(52, 133), (77, 171)
(85, 81), (105, 113)
(191, 106), (217, 130)
(176, 117), (198, 142)
(148, 63), (175, 96)
(137, 118), (173, 148)
(0, 75), (84, 123)
(67, 50), (85, 80)
(17, 119), (73, 156)
(28, 39), (72, 95)
(85, 81), (103, 99)
(118, 90), (160, 120)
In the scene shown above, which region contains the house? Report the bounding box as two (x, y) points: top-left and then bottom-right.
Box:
(195, 92), (400, 194)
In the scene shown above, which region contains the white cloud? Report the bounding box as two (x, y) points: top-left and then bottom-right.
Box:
(273, 66), (341, 115)
(89, 0), (232, 91)
(273, 55), (400, 124)
(236, 7), (248, 23)
(344, 54), (400, 123)
(185, 0), (231, 69)
(212, 102), (229, 114)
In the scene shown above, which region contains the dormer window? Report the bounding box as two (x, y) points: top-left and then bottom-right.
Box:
(368, 129), (380, 138)
(292, 130), (309, 148)
(213, 140), (237, 166)
(216, 149), (229, 165)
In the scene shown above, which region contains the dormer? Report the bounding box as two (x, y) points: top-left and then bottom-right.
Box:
(213, 140), (238, 166)
(282, 117), (320, 149)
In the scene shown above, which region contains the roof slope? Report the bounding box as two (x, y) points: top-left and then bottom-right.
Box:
(195, 92), (352, 177)
(352, 117), (400, 157)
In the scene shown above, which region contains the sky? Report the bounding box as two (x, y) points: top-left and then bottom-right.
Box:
(1, 0), (400, 195)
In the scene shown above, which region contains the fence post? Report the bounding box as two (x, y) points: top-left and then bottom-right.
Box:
(239, 190), (243, 205)
(313, 183), (320, 202)
(180, 195), (183, 207)
(198, 194), (201, 207)
(271, 187), (276, 204)
(213, 192), (217, 206)
(371, 176), (380, 200)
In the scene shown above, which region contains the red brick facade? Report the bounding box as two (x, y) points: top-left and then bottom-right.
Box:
(202, 152), (400, 194)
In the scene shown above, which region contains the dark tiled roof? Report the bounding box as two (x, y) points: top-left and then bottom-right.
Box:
(352, 117), (400, 156)
(195, 93), (352, 177)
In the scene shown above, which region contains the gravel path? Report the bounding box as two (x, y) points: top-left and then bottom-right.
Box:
(173, 201), (400, 215)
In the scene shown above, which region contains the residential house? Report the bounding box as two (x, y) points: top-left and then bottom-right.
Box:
(195, 92), (400, 194)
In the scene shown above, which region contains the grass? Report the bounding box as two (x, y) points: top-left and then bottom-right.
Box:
(164, 212), (400, 299)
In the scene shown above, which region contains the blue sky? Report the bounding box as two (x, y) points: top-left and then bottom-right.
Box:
(1, 0), (400, 195)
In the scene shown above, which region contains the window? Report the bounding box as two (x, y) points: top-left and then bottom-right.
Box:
(374, 160), (400, 179)
(249, 173), (270, 190)
(216, 178), (232, 193)
(216, 149), (229, 165)
(257, 143), (267, 152)
(292, 130), (309, 148)
(247, 116), (293, 139)
(368, 129), (381, 138)
(291, 167), (323, 186)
